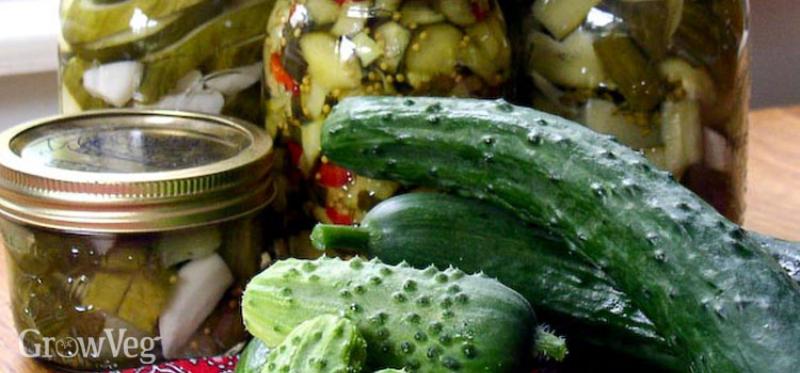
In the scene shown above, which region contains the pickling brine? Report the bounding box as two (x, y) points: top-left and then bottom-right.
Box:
(0, 111), (276, 370)
(522, 0), (749, 221)
(264, 0), (512, 228)
(58, 0), (276, 124)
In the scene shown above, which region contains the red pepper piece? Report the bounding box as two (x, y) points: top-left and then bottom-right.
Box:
(286, 140), (303, 167)
(318, 163), (352, 188)
(326, 207), (354, 225)
(270, 53), (299, 96)
(470, 1), (489, 22)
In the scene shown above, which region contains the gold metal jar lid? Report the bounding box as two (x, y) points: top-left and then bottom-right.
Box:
(0, 110), (275, 233)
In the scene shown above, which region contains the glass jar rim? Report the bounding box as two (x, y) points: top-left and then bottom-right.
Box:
(0, 110), (275, 233)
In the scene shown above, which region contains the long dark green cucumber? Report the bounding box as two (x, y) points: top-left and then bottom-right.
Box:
(320, 97), (800, 372)
(311, 193), (676, 369)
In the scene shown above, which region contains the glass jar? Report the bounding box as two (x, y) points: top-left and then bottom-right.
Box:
(0, 111), (276, 370)
(58, 0), (276, 124)
(522, 0), (749, 221)
(264, 0), (512, 229)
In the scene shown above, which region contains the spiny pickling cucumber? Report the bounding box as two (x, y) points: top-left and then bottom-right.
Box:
(261, 315), (367, 373)
(243, 256), (536, 372)
(311, 192), (675, 368)
(320, 97), (800, 372)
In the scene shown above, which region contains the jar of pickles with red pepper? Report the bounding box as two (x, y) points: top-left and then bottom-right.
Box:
(264, 0), (512, 231)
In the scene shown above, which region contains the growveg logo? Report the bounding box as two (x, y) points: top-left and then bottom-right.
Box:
(19, 328), (160, 365)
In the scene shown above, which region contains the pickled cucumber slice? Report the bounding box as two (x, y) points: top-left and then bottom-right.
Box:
(528, 29), (608, 89)
(300, 120), (324, 175)
(437, 0), (477, 26)
(61, 57), (109, 111)
(460, 13), (511, 83)
(400, 0), (445, 26)
(659, 57), (716, 104)
(305, 0), (341, 25)
(82, 60), (144, 107)
(300, 32), (363, 91)
(612, 0), (683, 59)
(582, 98), (663, 149)
(593, 34), (665, 111)
(203, 34), (264, 72)
(374, 21), (411, 73)
(375, 0), (402, 12)
(0, 220), (51, 275)
(62, 0), (210, 45)
(117, 272), (171, 333)
(156, 226), (222, 268)
(71, 0), (224, 62)
(532, 0), (600, 40)
(405, 24), (462, 88)
(101, 244), (148, 272)
(83, 271), (133, 316)
(352, 32), (383, 67)
(137, 0), (273, 104)
(331, 1), (371, 36)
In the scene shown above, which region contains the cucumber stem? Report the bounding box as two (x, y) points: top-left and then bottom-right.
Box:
(533, 325), (568, 363)
(310, 224), (372, 252)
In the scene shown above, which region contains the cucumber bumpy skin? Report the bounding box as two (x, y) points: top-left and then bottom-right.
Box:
(311, 192), (676, 369)
(312, 193), (800, 370)
(261, 314), (367, 373)
(242, 257), (535, 372)
(320, 97), (800, 372)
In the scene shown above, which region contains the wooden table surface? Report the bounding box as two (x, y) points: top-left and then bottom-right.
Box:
(1, 107), (800, 372)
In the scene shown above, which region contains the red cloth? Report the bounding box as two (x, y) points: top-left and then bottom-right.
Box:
(114, 356), (239, 373)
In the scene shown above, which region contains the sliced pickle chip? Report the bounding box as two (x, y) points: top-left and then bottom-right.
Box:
(528, 29), (608, 90)
(300, 32), (363, 91)
(137, 0), (272, 104)
(374, 21), (411, 73)
(593, 34), (665, 112)
(610, 0), (683, 60)
(405, 24), (463, 88)
(582, 98), (663, 149)
(71, 0), (224, 62)
(400, 0), (446, 26)
(532, 0), (600, 40)
(62, 0), (210, 45)
(661, 99), (703, 178)
(305, 0), (341, 25)
(437, 0), (478, 26)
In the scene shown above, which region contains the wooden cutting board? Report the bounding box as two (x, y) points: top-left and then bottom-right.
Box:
(1, 107), (800, 372)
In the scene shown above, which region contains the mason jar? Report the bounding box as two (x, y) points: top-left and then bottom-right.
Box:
(0, 111), (275, 370)
(263, 0), (512, 237)
(58, 0), (276, 124)
(522, 0), (750, 221)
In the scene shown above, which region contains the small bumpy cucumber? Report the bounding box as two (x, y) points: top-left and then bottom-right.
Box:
(320, 97), (800, 372)
(261, 315), (367, 373)
(243, 257), (535, 372)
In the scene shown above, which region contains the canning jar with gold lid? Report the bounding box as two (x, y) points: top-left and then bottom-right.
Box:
(0, 110), (275, 370)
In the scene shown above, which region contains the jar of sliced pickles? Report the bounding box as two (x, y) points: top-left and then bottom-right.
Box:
(0, 111), (275, 370)
(59, 0), (276, 123)
(264, 0), (512, 230)
(522, 0), (749, 221)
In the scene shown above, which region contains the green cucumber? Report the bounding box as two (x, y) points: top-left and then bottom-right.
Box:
(236, 338), (271, 373)
(242, 257), (536, 372)
(312, 193), (800, 370)
(261, 315), (367, 373)
(320, 96), (800, 372)
(311, 192), (674, 368)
